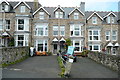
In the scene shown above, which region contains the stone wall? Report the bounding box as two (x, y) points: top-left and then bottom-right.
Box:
(87, 51), (120, 71)
(0, 47), (29, 65)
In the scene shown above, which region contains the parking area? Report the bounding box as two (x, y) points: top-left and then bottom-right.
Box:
(2, 56), (60, 78)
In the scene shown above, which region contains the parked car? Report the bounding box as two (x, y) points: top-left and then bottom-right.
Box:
(60, 51), (77, 62)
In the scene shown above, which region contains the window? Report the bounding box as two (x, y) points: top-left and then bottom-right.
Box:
(20, 6), (25, 13)
(0, 20), (3, 30)
(18, 19), (24, 30)
(112, 30), (117, 41)
(74, 13), (79, 19)
(37, 40), (48, 51)
(72, 40), (83, 52)
(70, 24), (82, 36)
(111, 17), (114, 23)
(107, 16), (110, 23)
(55, 11), (63, 18)
(6, 20), (10, 30)
(92, 17), (97, 24)
(53, 26), (58, 36)
(60, 26), (65, 36)
(89, 44), (100, 51)
(88, 30), (100, 41)
(4, 5), (8, 12)
(17, 35), (24, 46)
(35, 26), (48, 36)
(39, 12), (44, 19)
(105, 30), (110, 41)
(16, 35), (28, 46)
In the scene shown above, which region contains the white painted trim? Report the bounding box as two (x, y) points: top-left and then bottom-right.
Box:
(53, 5), (64, 12)
(87, 12), (103, 20)
(13, 1), (31, 9)
(0, 0), (9, 5)
(103, 11), (117, 18)
(33, 7), (50, 15)
(68, 7), (84, 16)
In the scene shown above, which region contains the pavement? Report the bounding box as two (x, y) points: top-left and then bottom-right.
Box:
(2, 56), (60, 78)
(70, 57), (118, 78)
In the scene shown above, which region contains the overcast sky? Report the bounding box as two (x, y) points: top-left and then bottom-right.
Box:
(6, 0), (119, 11)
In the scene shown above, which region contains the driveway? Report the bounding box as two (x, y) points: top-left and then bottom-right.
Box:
(2, 56), (60, 78)
(70, 57), (118, 78)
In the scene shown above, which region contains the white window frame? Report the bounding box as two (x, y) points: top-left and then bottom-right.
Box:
(0, 20), (3, 30)
(107, 16), (110, 23)
(55, 11), (63, 18)
(70, 24), (82, 37)
(88, 30), (100, 41)
(53, 26), (58, 36)
(111, 17), (114, 23)
(5, 20), (10, 30)
(60, 26), (65, 36)
(72, 40), (84, 52)
(105, 30), (110, 41)
(39, 12), (44, 19)
(20, 6), (25, 13)
(4, 5), (9, 12)
(35, 40), (48, 51)
(89, 44), (100, 52)
(92, 17), (97, 24)
(15, 35), (29, 47)
(112, 30), (117, 41)
(35, 26), (48, 36)
(17, 19), (24, 31)
(74, 12), (79, 19)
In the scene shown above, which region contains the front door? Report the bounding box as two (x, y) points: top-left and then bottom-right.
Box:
(53, 44), (57, 54)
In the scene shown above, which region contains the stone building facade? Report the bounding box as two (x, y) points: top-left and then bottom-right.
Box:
(0, 0), (119, 55)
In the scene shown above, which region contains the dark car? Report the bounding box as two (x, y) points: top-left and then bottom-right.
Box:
(60, 51), (77, 62)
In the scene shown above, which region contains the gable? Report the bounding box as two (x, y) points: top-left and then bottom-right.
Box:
(87, 12), (103, 20)
(13, 1), (31, 9)
(69, 8), (84, 16)
(54, 5), (64, 13)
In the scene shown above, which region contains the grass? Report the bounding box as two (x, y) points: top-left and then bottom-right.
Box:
(57, 56), (65, 78)
(0, 56), (29, 68)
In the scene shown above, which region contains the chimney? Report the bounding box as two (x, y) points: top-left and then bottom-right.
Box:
(34, 0), (39, 11)
(80, 2), (85, 13)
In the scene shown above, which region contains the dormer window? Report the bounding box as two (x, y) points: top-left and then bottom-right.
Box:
(4, 5), (9, 12)
(111, 17), (114, 23)
(74, 12), (79, 19)
(107, 16), (110, 23)
(39, 12), (44, 19)
(92, 17), (97, 24)
(55, 11), (63, 18)
(20, 6), (25, 13)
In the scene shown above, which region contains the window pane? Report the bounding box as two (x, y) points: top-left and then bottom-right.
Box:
(39, 12), (44, 19)
(21, 6), (25, 13)
(6, 20), (10, 29)
(107, 17), (110, 23)
(74, 13), (79, 19)
(75, 31), (79, 36)
(106, 31), (110, 35)
(89, 46), (92, 50)
(18, 41), (23, 46)
(75, 47), (79, 51)
(93, 36), (98, 40)
(18, 35), (24, 40)
(89, 31), (92, 35)
(18, 19), (24, 24)
(92, 17), (97, 24)
(112, 30), (117, 35)
(93, 31), (98, 35)
(89, 36), (92, 40)
(38, 28), (43, 36)
(94, 46), (99, 50)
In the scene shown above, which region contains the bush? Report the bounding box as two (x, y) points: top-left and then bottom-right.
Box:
(46, 50), (52, 56)
(81, 50), (89, 57)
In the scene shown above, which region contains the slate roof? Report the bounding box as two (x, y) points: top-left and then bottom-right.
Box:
(0, 1), (119, 23)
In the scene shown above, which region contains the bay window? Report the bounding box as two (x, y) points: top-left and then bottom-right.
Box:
(70, 24), (82, 36)
(6, 20), (10, 30)
(88, 30), (100, 41)
(35, 25), (48, 36)
(18, 19), (24, 30)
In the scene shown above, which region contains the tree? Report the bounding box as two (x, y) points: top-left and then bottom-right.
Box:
(65, 38), (72, 50)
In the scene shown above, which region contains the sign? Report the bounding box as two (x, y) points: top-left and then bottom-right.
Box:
(69, 59), (73, 63)
(66, 46), (75, 55)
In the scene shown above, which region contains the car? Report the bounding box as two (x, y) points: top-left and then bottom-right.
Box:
(60, 51), (77, 62)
